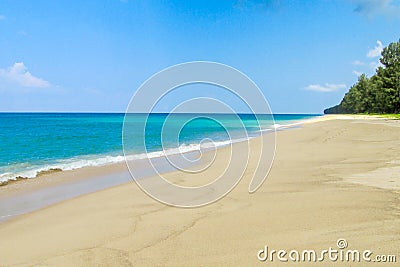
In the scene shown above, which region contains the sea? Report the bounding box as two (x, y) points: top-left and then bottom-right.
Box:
(0, 113), (320, 184)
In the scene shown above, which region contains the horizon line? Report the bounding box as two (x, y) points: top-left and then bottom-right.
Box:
(0, 111), (323, 115)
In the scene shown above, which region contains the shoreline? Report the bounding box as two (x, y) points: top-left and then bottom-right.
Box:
(0, 114), (322, 185)
(0, 116), (399, 265)
(0, 114), (378, 186)
(0, 114), (394, 223)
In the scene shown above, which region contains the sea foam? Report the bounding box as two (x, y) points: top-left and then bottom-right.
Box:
(0, 139), (242, 183)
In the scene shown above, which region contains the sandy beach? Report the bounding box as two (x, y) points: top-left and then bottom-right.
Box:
(0, 116), (399, 266)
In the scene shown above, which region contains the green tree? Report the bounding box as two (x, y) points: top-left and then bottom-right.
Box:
(325, 39), (400, 114)
(380, 41), (400, 68)
(340, 74), (370, 113)
(378, 41), (400, 113)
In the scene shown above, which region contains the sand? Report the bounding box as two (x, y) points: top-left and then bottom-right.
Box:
(0, 117), (399, 266)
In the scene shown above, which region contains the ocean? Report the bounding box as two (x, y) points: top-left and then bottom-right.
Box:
(0, 113), (320, 183)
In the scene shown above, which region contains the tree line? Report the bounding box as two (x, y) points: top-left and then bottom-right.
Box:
(324, 39), (400, 114)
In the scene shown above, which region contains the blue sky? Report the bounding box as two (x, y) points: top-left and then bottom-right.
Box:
(0, 0), (400, 113)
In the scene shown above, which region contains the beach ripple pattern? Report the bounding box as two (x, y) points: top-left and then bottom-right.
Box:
(122, 62), (276, 207)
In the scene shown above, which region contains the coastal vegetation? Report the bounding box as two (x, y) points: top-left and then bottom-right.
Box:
(325, 39), (400, 115)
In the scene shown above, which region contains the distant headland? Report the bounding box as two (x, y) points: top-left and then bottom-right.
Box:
(325, 39), (400, 115)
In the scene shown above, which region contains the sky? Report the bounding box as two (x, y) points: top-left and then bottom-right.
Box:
(0, 0), (400, 113)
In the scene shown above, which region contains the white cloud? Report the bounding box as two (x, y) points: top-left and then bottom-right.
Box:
(0, 15), (5, 20)
(353, 0), (400, 19)
(369, 60), (384, 70)
(353, 70), (363, 76)
(305, 83), (347, 92)
(367, 40), (383, 58)
(352, 60), (365, 66)
(0, 62), (51, 88)
(351, 40), (386, 76)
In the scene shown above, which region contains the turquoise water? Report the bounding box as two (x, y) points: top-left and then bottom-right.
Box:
(0, 113), (320, 182)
